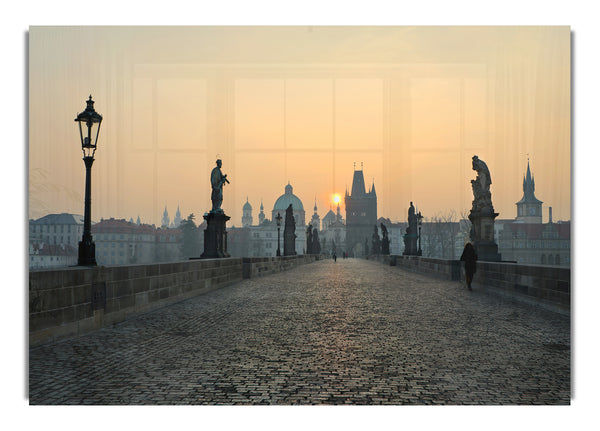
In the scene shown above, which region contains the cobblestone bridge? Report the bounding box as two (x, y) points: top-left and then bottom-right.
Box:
(29, 259), (570, 405)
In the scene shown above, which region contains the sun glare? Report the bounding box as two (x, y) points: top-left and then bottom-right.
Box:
(333, 194), (341, 205)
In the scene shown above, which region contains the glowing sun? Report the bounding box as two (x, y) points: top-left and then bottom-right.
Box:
(333, 194), (341, 205)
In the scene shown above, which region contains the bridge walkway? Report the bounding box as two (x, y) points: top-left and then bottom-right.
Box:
(29, 258), (570, 405)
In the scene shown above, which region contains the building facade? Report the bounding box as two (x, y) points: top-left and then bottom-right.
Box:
(29, 243), (78, 269)
(29, 213), (84, 249)
(93, 218), (182, 265)
(228, 197), (281, 258)
(29, 213), (84, 269)
(498, 221), (570, 266)
(497, 159), (570, 266)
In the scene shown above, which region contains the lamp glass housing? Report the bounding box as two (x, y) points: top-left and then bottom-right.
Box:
(75, 95), (103, 158)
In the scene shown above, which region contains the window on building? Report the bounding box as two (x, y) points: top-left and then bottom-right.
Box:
(555, 255), (560, 265)
(548, 255), (554, 265)
(541, 255), (546, 264)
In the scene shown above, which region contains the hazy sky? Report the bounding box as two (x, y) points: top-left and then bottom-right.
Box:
(29, 26), (570, 226)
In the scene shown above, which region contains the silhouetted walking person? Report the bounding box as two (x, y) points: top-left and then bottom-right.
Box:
(460, 242), (477, 291)
(333, 251), (337, 263)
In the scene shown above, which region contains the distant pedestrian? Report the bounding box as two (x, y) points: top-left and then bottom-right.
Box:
(460, 242), (477, 291)
(333, 251), (337, 263)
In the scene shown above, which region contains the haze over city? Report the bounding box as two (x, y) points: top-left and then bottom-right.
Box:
(29, 26), (570, 226)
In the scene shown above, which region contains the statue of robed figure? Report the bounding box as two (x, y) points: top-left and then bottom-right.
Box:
(306, 224), (313, 254)
(381, 223), (390, 255)
(371, 225), (381, 255)
(210, 159), (229, 213)
(283, 204), (297, 256)
(403, 202), (418, 255)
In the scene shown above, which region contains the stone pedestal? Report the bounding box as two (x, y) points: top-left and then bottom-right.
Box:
(469, 210), (501, 262)
(201, 211), (230, 259)
(403, 234), (418, 256)
(283, 231), (296, 256)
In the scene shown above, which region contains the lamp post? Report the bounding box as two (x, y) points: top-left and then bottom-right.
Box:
(417, 211), (423, 256)
(276, 212), (282, 257)
(75, 95), (102, 266)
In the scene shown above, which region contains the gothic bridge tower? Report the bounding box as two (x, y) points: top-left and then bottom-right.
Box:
(344, 164), (377, 256)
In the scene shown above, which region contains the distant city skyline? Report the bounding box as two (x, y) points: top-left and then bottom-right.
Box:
(29, 26), (570, 226)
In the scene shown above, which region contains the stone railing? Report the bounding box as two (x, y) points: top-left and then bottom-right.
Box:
(370, 254), (570, 315)
(242, 255), (321, 279)
(29, 255), (317, 347)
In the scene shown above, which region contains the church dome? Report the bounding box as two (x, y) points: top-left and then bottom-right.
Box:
(273, 183), (304, 212)
(243, 198), (252, 211)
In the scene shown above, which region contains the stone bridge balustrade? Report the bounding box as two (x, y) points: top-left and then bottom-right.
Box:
(370, 254), (570, 315)
(29, 255), (319, 347)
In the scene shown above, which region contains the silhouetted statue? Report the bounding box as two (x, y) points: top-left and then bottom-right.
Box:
(306, 224), (313, 254)
(312, 228), (321, 254)
(403, 202), (418, 255)
(210, 159), (229, 213)
(407, 202), (417, 235)
(371, 225), (381, 255)
(283, 204), (296, 256)
(381, 223), (390, 255)
(470, 155), (493, 214)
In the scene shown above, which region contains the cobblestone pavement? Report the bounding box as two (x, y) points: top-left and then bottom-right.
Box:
(29, 259), (570, 405)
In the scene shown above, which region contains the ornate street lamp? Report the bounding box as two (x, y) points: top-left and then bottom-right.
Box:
(75, 95), (102, 266)
(276, 212), (282, 257)
(417, 211), (423, 256)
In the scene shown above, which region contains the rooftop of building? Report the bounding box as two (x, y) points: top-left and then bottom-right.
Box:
(30, 213), (85, 225)
(92, 218), (157, 234)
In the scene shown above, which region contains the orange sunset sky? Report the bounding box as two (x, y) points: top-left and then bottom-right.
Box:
(29, 26), (570, 227)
